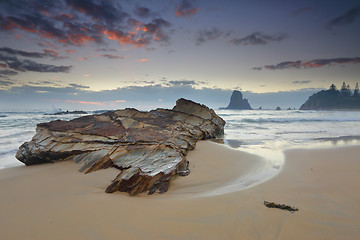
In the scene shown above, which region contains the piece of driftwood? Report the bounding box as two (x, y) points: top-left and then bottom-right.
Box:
(264, 201), (299, 213)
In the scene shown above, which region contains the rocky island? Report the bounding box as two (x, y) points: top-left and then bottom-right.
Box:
(220, 90), (253, 110)
(300, 82), (360, 110)
(16, 99), (225, 196)
(44, 110), (88, 115)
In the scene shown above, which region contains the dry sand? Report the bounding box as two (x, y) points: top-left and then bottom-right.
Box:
(0, 141), (359, 240)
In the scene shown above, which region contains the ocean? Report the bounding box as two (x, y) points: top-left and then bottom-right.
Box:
(1, 109), (360, 170)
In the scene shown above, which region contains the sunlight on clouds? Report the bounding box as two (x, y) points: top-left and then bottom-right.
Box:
(136, 59), (149, 62)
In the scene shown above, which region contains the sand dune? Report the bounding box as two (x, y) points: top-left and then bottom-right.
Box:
(0, 141), (359, 239)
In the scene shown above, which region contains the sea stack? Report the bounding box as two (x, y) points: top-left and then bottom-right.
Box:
(222, 90), (253, 110)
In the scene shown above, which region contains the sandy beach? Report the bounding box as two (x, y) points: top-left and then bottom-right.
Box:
(1, 141), (359, 240)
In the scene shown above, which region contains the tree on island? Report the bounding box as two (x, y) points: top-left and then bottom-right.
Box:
(329, 84), (337, 92)
(340, 82), (351, 97)
(354, 83), (359, 97)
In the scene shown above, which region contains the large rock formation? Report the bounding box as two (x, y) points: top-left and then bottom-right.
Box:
(221, 90), (253, 110)
(16, 99), (225, 196)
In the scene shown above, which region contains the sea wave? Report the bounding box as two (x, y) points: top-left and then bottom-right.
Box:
(240, 117), (359, 123)
(0, 149), (18, 157)
(0, 130), (34, 139)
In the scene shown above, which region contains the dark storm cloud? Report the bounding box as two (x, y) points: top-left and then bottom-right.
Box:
(0, 0), (172, 48)
(258, 57), (360, 70)
(326, 5), (360, 28)
(195, 27), (226, 46)
(175, 0), (199, 17)
(0, 53), (72, 73)
(69, 83), (90, 89)
(0, 47), (64, 59)
(293, 80), (312, 84)
(229, 32), (287, 46)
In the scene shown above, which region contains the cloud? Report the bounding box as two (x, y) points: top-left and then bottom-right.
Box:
(292, 80), (312, 84)
(0, 69), (18, 77)
(0, 0), (172, 48)
(64, 49), (76, 54)
(175, 0), (199, 17)
(136, 59), (149, 62)
(141, 18), (171, 43)
(134, 6), (153, 18)
(102, 54), (125, 59)
(69, 83), (90, 89)
(0, 79), (16, 86)
(259, 57), (360, 70)
(0, 47), (64, 60)
(101, 17), (171, 47)
(167, 80), (198, 86)
(65, 0), (128, 27)
(132, 80), (155, 85)
(161, 80), (206, 87)
(229, 32), (287, 46)
(195, 27), (225, 45)
(326, 5), (360, 28)
(0, 53), (72, 73)
(29, 81), (53, 85)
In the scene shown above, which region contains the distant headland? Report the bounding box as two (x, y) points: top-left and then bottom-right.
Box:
(220, 90), (253, 110)
(44, 110), (88, 115)
(300, 82), (360, 110)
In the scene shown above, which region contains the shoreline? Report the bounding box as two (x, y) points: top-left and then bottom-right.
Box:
(1, 141), (360, 239)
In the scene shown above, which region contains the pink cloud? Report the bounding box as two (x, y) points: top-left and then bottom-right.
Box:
(175, 0), (199, 17)
(136, 58), (149, 62)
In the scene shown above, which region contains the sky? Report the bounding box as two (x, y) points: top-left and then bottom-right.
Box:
(0, 0), (359, 110)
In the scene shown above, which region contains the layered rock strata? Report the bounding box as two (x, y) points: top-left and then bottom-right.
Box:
(16, 99), (225, 195)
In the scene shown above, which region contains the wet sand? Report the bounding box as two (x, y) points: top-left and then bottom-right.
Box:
(0, 141), (359, 239)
